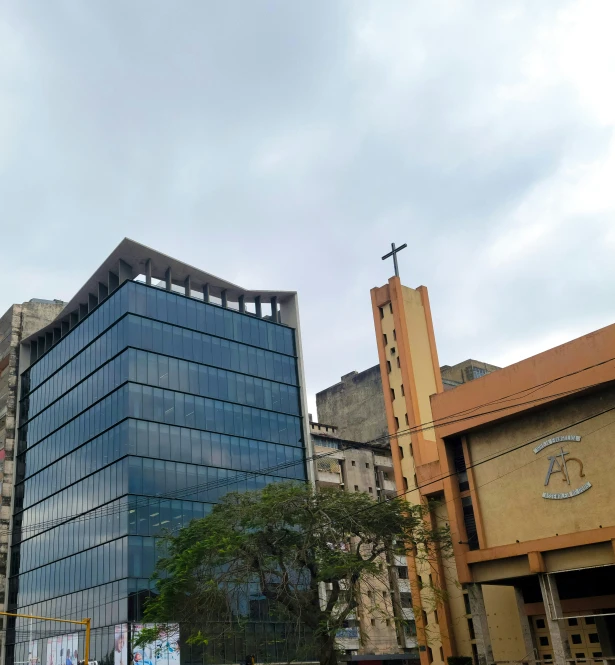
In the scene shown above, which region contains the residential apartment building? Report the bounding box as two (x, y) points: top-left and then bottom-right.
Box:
(5, 239), (312, 665)
(310, 420), (418, 665)
(0, 300), (66, 627)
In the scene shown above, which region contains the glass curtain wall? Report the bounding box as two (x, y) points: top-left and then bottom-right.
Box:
(7, 280), (308, 665)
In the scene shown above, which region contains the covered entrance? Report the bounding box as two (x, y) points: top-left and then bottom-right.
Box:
(517, 565), (615, 662)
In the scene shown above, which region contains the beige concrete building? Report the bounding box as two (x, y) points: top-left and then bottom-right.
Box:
(316, 361), (498, 445)
(0, 299), (65, 649)
(431, 321), (615, 665)
(316, 367), (389, 444)
(310, 421), (418, 664)
(439, 360), (500, 389)
(370, 275), (615, 665)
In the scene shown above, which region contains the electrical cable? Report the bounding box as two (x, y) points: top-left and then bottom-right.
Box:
(9, 402), (615, 636)
(5, 363), (615, 644)
(8, 376), (614, 540)
(342, 403), (615, 519)
(20, 351), (615, 479)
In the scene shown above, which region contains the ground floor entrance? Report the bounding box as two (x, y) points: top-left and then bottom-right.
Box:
(533, 612), (605, 662)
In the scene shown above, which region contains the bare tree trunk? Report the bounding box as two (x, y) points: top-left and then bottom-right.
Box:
(318, 635), (339, 665)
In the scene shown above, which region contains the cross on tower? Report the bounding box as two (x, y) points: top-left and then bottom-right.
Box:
(381, 242), (407, 278)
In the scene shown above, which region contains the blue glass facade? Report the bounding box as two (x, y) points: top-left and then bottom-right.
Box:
(7, 280), (308, 664)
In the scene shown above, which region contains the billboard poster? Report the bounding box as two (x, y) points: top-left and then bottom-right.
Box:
(46, 634), (78, 665)
(130, 625), (180, 665)
(28, 638), (39, 665)
(114, 624), (128, 665)
(46, 636), (61, 665)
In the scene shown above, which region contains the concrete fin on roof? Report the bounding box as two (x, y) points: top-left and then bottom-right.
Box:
(22, 237), (297, 348)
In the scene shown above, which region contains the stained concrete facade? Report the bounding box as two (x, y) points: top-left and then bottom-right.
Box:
(0, 299), (65, 644)
(316, 359), (499, 445)
(316, 366), (388, 444)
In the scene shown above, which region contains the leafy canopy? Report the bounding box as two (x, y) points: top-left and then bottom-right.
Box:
(137, 482), (450, 665)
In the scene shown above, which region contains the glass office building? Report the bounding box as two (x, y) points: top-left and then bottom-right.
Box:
(6, 240), (312, 665)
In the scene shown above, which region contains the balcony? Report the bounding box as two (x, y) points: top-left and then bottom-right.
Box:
(317, 471), (342, 487)
(337, 637), (359, 652)
(404, 636), (418, 649)
(336, 627), (360, 651)
(374, 455), (393, 469)
(402, 607), (415, 620)
(397, 579), (410, 593)
(394, 554), (407, 567)
(314, 446), (345, 461)
(380, 479), (397, 495)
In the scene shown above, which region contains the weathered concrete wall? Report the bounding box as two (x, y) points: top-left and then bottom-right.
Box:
(316, 365), (388, 444)
(316, 357), (498, 445)
(20, 300), (66, 339)
(0, 299), (65, 610)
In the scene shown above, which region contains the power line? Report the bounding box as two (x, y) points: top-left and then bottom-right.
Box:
(430, 411), (615, 517)
(347, 402), (615, 518)
(11, 446), (344, 538)
(365, 376), (613, 446)
(6, 364), (614, 637)
(20, 350), (615, 480)
(9, 403), (615, 638)
(424, 354), (615, 427)
(10, 376), (611, 540)
(8, 380), (593, 539)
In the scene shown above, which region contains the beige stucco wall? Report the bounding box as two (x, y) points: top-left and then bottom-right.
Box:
(375, 281), (543, 662)
(378, 298), (446, 662)
(468, 385), (615, 549)
(483, 586), (528, 661)
(379, 303), (421, 501)
(543, 542), (615, 572)
(434, 501), (473, 657)
(435, 498), (528, 662)
(401, 287), (438, 443)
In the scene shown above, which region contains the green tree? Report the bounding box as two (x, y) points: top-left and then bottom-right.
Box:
(137, 482), (450, 665)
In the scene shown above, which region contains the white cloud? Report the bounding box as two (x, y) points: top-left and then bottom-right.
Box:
(0, 0), (613, 398)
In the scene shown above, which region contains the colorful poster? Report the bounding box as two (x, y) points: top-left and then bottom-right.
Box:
(28, 639), (39, 665)
(114, 624), (128, 665)
(46, 636), (61, 665)
(131, 625), (180, 665)
(46, 634), (79, 665)
(66, 633), (78, 665)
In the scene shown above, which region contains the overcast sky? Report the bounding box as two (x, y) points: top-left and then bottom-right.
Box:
(2, 1), (614, 415)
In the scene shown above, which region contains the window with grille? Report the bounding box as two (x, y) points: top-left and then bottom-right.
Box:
(462, 496), (479, 550)
(452, 438), (470, 491)
(317, 459), (340, 474)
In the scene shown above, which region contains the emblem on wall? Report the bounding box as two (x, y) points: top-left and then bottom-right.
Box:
(533, 435), (591, 500)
